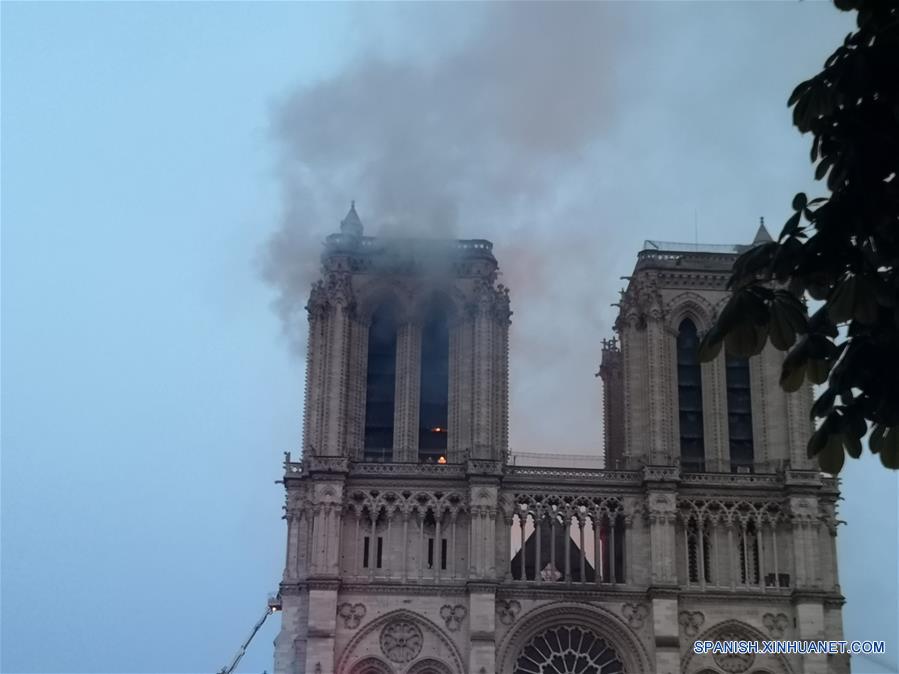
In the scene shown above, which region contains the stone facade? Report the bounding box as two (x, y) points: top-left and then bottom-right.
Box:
(274, 210), (846, 674)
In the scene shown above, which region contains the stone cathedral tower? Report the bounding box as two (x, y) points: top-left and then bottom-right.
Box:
(274, 210), (846, 674)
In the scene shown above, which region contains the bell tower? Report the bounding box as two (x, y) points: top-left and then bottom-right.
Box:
(299, 203), (510, 465)
(275, 205), (512, 674)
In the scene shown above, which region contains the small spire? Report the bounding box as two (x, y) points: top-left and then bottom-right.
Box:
(753, 216), (773, 244)
(340, 201), (363, 237)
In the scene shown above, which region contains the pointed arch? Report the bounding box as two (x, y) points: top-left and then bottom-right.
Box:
(665, 292), (717, 333)
(677, 318), (706, 472)
(337, 609), (465, 674)
(348, 656), (393, 674)
(407, 657), (455, 674)
(496, 602), (652, 674)
(726, 350), (754, 472)
(364, 300), (400, 460)
(356, 280), (411, 323)
(418, 295), (453, 462)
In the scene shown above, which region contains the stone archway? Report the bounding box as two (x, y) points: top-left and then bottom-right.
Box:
(496, 602), (651, 674)
(337, 609), (465, 674)
(513, 625), (625, 673)
(348, 656), (393, 674)
(407, 657), (455, 674)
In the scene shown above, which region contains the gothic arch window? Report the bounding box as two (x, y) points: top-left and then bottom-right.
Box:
(725, 353), (754, 472)
(677, 318), (705, 472)
(513, 626), (625, 674)
(418, 300), (450, 463)
(364, 303), (398, 461)
(739, 522), (761, 586)
(686, 520), (712, 584)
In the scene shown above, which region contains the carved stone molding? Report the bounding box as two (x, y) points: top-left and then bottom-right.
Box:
(496, 599), (521, 625)
(304, 456), (349, 474)
(439, 604), (467, 631)
(762, 612), (789, 638)
(678, 610), (705, 637)
(337, 602), (366, 629)
(621, 603), (649, 629)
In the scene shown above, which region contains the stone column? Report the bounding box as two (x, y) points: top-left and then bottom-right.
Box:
(492, 287), (511, 461)
(645, 312), (671, 464)
(467, 584), (497, 674)
(303, 283), (329, 456)
(345, 316), (369, 461)
(322, 275), (353, 457)
(472, 287), (495, 460)
(274, 585), (308, 674)
(297, 473), (346, 674)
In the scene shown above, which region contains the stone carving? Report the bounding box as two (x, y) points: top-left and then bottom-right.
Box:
(621, 603), (649, 629)
(496, 599), (522, 625)
(540, 563), (562, 582)
(439, 604), (467, 631)
(678, 610), (705, 637)
(380, 620), (423, 663)
(515, 626), (625, 674)
(712, 631), (755, 672)
(337, 602), (366, 629)
(303, 456), (350, 476)
(762, 612), (789, 638)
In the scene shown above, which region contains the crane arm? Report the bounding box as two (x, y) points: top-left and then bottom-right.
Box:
(218, 596), (281, 674)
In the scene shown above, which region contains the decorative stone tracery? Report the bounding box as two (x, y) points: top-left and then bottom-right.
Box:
(380, 620), (424, 663)
(513, 626), (625, 674)
(439, 604), (467, 631)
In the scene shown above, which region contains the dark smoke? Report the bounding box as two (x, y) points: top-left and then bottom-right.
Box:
(261, 2), (843, 454)
(261, 3), (636, 454)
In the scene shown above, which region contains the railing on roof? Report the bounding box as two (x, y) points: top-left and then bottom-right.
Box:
(642, 240), (745, 254)
(325, 233), (494, 255)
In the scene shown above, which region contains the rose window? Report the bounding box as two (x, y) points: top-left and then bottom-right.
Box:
(514, 626), (625, 674)
(379, 620), (423, 664)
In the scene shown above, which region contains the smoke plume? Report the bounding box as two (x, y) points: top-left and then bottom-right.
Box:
(261, 2), (820, 453)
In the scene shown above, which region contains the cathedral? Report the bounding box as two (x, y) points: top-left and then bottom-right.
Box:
(273, 205), (846, 674)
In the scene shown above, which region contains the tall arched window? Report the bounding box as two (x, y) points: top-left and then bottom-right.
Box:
(726, 353), (754, 472)
(364, 304), (398, 461)
(677, 319), (705, 472)
(686, 520), (712, 584)
(418, 302), (450, 462)
(739, 522), (761, 585)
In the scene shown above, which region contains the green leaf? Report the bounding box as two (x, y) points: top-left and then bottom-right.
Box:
(815, 158), (832, 181)
(716, 293), (745, 333)
(781, 343), (809, 392)
(811, 389), (837, 419)
(698, 327), (724, 363)
(870, 424), (887, 454)
(843, 432), (863, 459)
(768, 297), (805, 350)
(846, 408), (867, 439)
(807, 358), (832, 385)
(818, 433), (845, 474)
(808, 423), (829, 458)
(853, 276), (879, 325)
(788, 79), (812, 107)
(827, 275), (856, 324)
(792, 193), (808, 210)
(780, 212), (803, 240)
(880, 427), (899, 470)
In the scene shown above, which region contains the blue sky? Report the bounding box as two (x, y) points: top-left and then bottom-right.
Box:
(2, 3), (896, 673)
